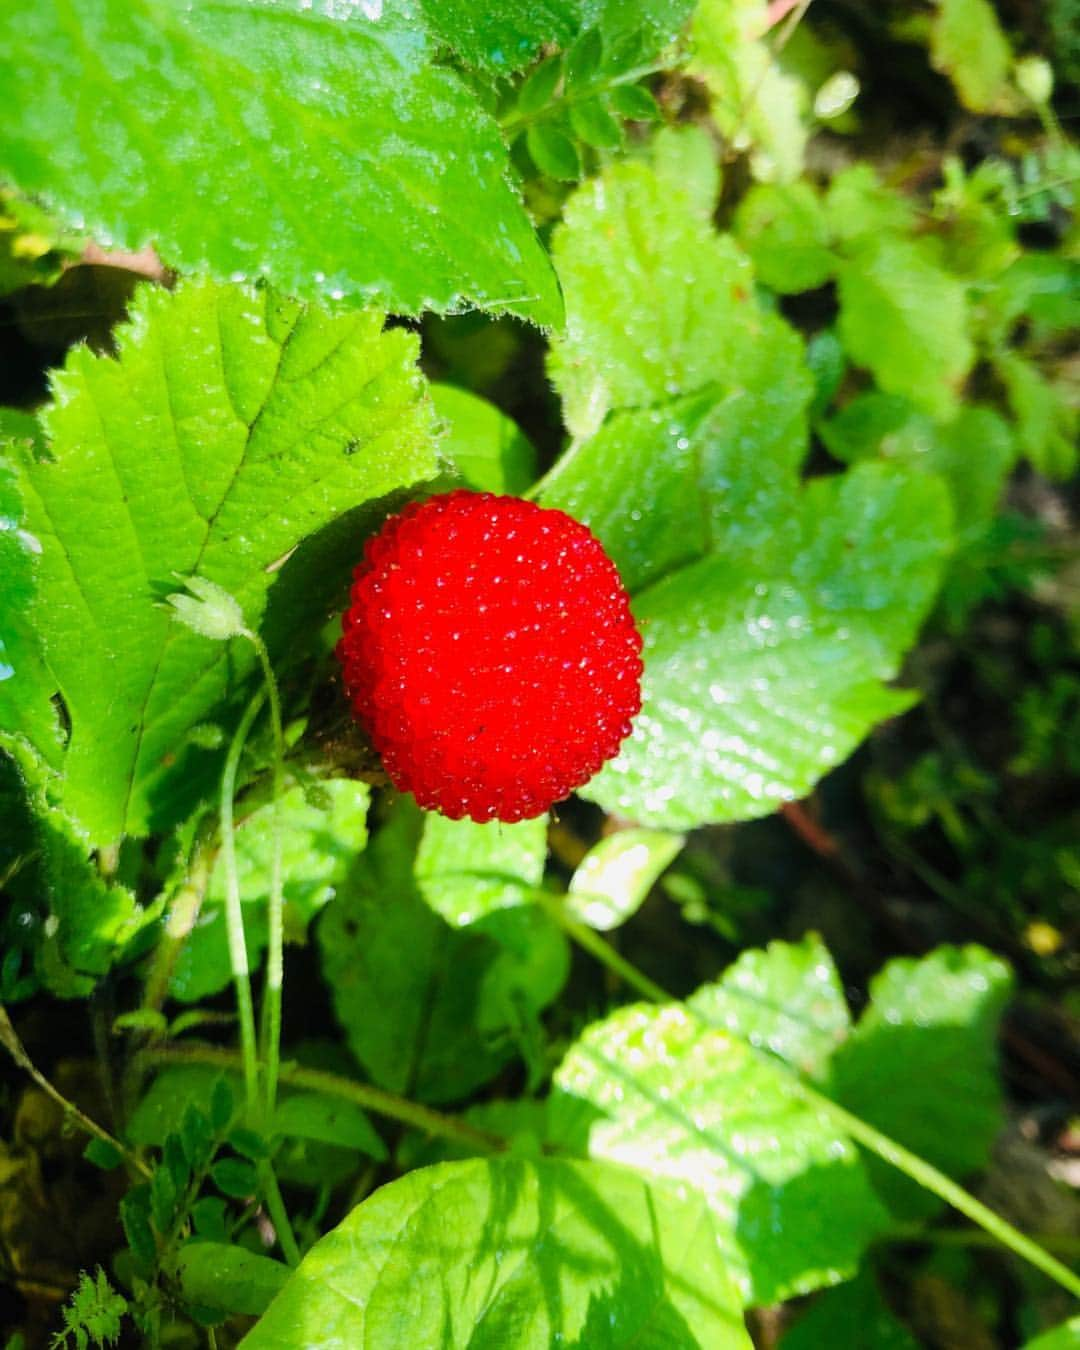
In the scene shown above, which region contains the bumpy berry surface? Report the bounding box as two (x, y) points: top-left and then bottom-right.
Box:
(336, 490), (643, 822)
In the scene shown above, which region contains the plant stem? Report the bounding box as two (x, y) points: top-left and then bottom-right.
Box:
(144, 1044), (507, 1154)
(538, 896), (1080, 1301)
(220, 689), (266, 1118)
(244, 630), (285, 1124)
(141, 818), (217, 1017)
(0, 1005), (151, 1179)
(258, 1160), (301, 1266)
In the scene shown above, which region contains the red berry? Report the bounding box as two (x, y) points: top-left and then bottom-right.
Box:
(336, 490), (643, 823)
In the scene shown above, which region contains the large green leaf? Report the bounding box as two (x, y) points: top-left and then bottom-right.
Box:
(689, 935), (851, 1080)
(0, 2), (560, 325)
(541, 144), (950, 829)
(837, 238), (974, 420)
(549, 455), (951, 828)
(828, 944), (1012, 1220)
(551, 1002), (889, 1306)
(13, 279), (437, 844)
(318, 803), (566, 1104)
(548, 134), (741, 438)
(240, 1157), (752, 1349)
(169, 780), (370, 1002)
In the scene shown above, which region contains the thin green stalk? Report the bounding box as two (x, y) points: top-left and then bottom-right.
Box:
(258, 1160), (301, 1267)
(220, 689), (266, 1117)
(243, 630), (285, 1124)
(142, 818), (217, 1017)
(0, 1005), (151, 1180)
(144, 1044), (507, 1155)
(539, 896), (1080, 1301)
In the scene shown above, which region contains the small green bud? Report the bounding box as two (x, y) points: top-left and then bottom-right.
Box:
(165, 574), (247, 642)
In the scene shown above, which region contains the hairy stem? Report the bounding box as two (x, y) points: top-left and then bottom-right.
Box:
(220, 690), (266, 1117)
(244, 630), (285, 1124)
(258, 1160), (301, 1267)
(144, 1044), (506, 1154)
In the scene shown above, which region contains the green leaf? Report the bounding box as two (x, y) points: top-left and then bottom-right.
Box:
(929, 0), (1015, 113)
(824, 165), (917, 245)
(837, 238), (974, 420)
(83, 1138), (124, 1171)
(178, 1244), (289, 1317)
(566, 27), (604, 86)
(170, 779), (370, 1002)
(211, 1157), (259, 1199)
(551, 1002), (889, 1306)
(827, 944), (1013, 1221)
(415, 812), (548, 926)
(419, 0), (691, 76)
(271, 1092), (387, 1161)
(127, 1067), (235, 1149)
(566, 828), (684, 930)
(996, 351), (1079, 480)
(526, 123), (583, 181)
(0, 3), (560, 325)
(239, 1157), (752, 1349)
(734, 183), (835, 294)
(14, 280), (435, 844)
(421, 1), (578, 74)
(689, 935), (851, 1079)
(318, 803), (566, 1104)
(518, 54), (566, 115)
(548, 154), (757, 437)
(1, 743), (148, 994)
(549, 451), (952, 828)
(691, 0), (808, 183)
(608, 83), (662, 121)
(1023, 1318), (1080, 1350)
(778, 1266), (920, 1350)
(569, 98), (624, 149)
(821, 396), (1015, 539)
(430, 383), (537, 494)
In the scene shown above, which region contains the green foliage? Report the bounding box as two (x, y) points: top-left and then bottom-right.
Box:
(0, 2), (560, 324)
(318, 802), (566, 1101)
(10, 280), (436, 845)
(828, 945), (1013, 1221)
(50, 1269), (128, 1350)
(1, 2), (1076, 1344)
(240, 1157), (751, 1349)
(170, 779), (370, 1001)
(430, 384), (537, 494)
(566, 828), (684, 929)
(551, 999), (890, 1304)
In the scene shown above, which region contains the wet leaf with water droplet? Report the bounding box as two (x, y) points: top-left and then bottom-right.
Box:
(0, 0), (561, 324)
(239, 1156), (751, 1349)
(828, 944), (1013, 1221)
(10, 280), (437, 843)
(690, 934), (851, 1079)
(551, 1001), (890, 1306)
